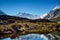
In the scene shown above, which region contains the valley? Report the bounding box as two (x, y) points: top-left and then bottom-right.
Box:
(0, 19), (60, 36)
(0, 4), (60, 39)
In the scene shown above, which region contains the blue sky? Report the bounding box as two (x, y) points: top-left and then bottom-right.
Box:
(0, 0), (60, 16)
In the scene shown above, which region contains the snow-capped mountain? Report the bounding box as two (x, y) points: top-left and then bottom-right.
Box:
(16, 12), (40, 19)
(0, 10), (6, 15)
(53, 4), (60, 10)
(44, 4), (60, 19)
(40, 13), (48, 19)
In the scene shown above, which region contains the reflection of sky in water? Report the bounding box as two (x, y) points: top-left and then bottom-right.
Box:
(3, 38), (11, 40)
(2, 34), (48, 40)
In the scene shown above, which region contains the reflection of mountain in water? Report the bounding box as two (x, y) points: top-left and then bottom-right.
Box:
(46, 33), (60, 40)
(18, 34), (48, 40)
(2, 33), (60, 40)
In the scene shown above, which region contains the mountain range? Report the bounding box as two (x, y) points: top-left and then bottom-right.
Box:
(16, 12), (40, 19)
(0, 10), (51, 23)
(44, 5), (60, 19)
(44, 4), (60, 22)
(0, 4), (60, 22)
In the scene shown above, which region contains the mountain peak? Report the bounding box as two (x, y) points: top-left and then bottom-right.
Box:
(0, 10), (6, 15)
(16, 12), (40, 19)
(53, 4), (60, 10)
(17, 12), (32, 16)
(44, 4), (60, 19)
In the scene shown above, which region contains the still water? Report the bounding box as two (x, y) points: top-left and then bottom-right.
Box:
(1, 33), (60, 40)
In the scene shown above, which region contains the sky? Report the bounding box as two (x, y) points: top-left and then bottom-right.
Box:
(0, 0), (60, 16)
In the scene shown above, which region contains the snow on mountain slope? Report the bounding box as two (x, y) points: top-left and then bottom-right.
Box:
(53, 4), (60, 10)
(40, 13), (48, 19)
(44, 4), (60, 19)
(16, 12), (40, 19)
